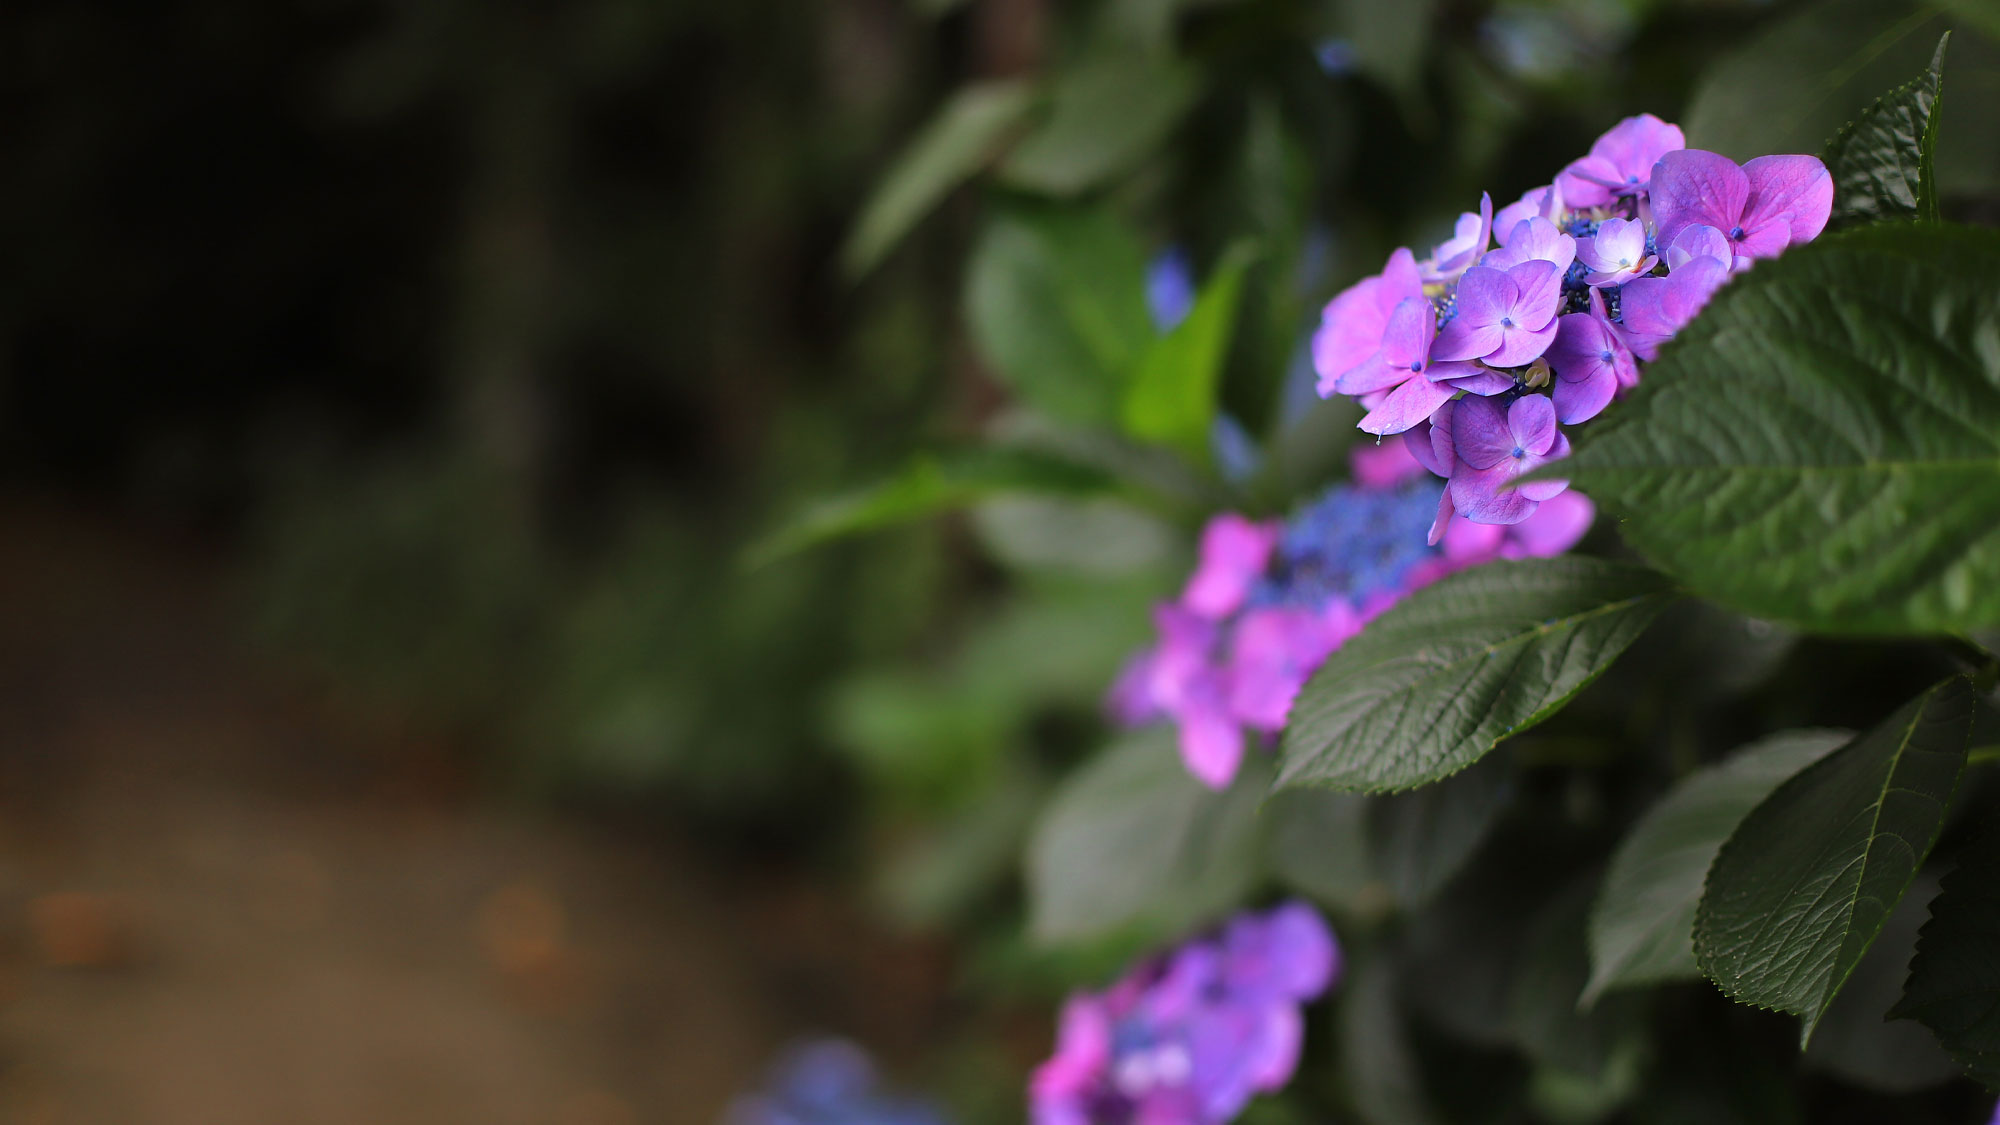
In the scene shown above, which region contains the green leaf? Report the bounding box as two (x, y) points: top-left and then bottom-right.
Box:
(965, 206), (1155, 425)
(1803, 873), (1961, 1092)
(745, 447), (1115, 565)
(1275, 558), (1678, 793)
(1510, 879), (1650, 1099)
(1367, 757), (1512, 908)
(1025, 729), (1264, 944)
(1121, 245), (1253, 462)
(841, 80), (1037, 277)
(1584, 730), (1850, 1006)
(1266, 788), (1379, 912)
(1341, 952), (1443, 1125)
(999, 53), (1202, 195)
(1823, 33), (1948, 227)
(1552, 223), (2000, 634)
(1890, 819), (2000, 1090)
(1694, 675), (1978, 1044)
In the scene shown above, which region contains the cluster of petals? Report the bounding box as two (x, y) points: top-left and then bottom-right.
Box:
(1031, 902), (1338, 1125)
(728, 1039), (950, 1125)
(1310, 113), (1831, 533)
(1110, 443), (1591, 788)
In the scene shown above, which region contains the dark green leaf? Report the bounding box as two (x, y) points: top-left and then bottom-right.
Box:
(1822, 33), (1948, 227)
(1341, 952), (1442, 1125)
(1276, 558), (1678, 793)
(999, 53), (1201, 195)
(1694, 675), (1978, 1044)
(745, 447), (1115, 565)
(840, 80), (1036, 277)
(1026, 729), (1264, 944)
(1367, 757), (1512, 908)
(965, 207), (1155, 425)
(1890, 819), (2000, 1090)
(1122, 245), (1253, 463)
(1266, 788), (1379, 912)
(1553, 223), (2000, 634)
(1803, 874), (1961, 1092)
(1584, 730), (1850, 1005)
(1510, 879), (1649, 1102)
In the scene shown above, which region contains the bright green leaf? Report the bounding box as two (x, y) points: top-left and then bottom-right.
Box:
(1026, 729), (1264, 944)
(1585, 730), (1850, 1006)
(1824, 33), (1948, 228)
(1552, 223), (2000, 634)
(1275, 558), (1678, 793)
(1367, 757), (1512, 908)
(746, 447), (1115, 566)
(1694, 675), (1977, 1044)
(1122, 245), (1254, 462)
(965, 206), (1155, 425)
(1890, 819), (2000, 1090)
(841, 80), (1036, 277)
(999, 53), (1202, 195)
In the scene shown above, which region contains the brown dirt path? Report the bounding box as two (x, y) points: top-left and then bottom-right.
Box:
(0, 497), (852, 1125)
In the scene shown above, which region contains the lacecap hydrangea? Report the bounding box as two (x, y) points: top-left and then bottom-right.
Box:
(1111, 442), (1590, 788)
(1031, 901), (1338, 1125)
(1312, 114), (1833, 537)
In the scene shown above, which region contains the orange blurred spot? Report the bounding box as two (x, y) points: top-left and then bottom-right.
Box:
(28, 892), (141, 969)
(476, 880), (566, 974)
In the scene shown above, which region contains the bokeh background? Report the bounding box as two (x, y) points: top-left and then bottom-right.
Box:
(1, 0), (1995, 1122)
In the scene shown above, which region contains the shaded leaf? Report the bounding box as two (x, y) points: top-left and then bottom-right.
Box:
(1584, 730), (1850, 1005)
(1122, 245), (1254, 463)
(1341, 952), (1442, 1125)
(999, 53), (1201, 195)
(1510, 878), (1649, 1101)
(1822, 33), (1948, 227)
(1552, 223), (2000, 634)
(1266, 788), (1378, 911)
(1367, 756), (1512, 908)
(746, 447), (1115, 565)
(1276, 558), (1678, 793)
(1026, 729), (1264, 944)
(965, 207), (1155, 425)
(841, 80), (1036, 277)
(1890, 818), (2000, 1090)
(1803, 873), (1962, 1092)
(1694, 675), (1977, 1044)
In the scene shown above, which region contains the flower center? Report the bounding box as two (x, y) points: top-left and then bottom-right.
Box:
(1598, 349), (1613, 362)
(1409, 360), (1423, 372)
(1510, 446), (1526, 460)
(1500, 317), (1514, 328)
(1729, 225), (1745, 240)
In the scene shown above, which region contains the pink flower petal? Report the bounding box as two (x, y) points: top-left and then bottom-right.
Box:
(1742, 154), (1833, 246)
(1650, 149), (1749, 252)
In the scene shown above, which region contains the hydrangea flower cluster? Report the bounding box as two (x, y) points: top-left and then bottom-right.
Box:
(1032, 901), (1338, 1125)
(1111, 442), (1591, 788)
(1312, 114), (1833, 535)
(728, 1039), (951, 1125)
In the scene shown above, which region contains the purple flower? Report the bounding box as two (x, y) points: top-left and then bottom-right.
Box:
(1148, 249), (1198, 333)
(1432, 260), (1564, 368)
(1449, 395), (1571, 524)
(1664, 223), (1732, 272)
(1031, 903), (1339, 1125)
(1649, 149), (1832, 266)
(1502, 490), (1595, 557)
(1558, 113), (1685, 208)
(1312, 248), (1424, 395)
(1147, 606), (1243, 789)
(730, 1040), (950, 1125)
(1181, 514), (1279, 619)
(1619, 255), (1729, 361)
(1481, 216), (1576, 273)
(1226, 604), (1356, 729)
(1342, 297), (1487, 436)
(1494, 183), (1562, 245)
(1545, 288), (1637, 424)
(1575, 217), (1656, 287)
(1349, 437), (1427, 488)
(1416, 193), (1494, 283)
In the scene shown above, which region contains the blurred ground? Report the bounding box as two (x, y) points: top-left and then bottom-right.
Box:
(0, 495), (947, 1125)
